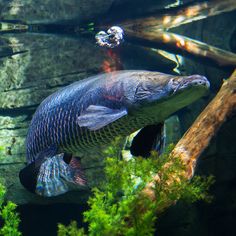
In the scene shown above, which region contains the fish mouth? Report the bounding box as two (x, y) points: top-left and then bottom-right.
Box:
(170, 75), (210, 94)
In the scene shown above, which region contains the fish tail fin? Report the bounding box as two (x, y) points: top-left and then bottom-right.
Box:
(35, 154), (87, 197)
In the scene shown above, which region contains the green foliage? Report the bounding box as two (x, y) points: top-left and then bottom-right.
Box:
(58, 139), (214, 236)
(0, 182), (21, 236)
(58, 221), (85, 236)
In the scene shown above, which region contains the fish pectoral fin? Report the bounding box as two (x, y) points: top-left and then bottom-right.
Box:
(36, 154), (87, 197)
(77, 105), (127, 131)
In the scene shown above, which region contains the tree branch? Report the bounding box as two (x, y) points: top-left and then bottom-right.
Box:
(124, 29), (236, 67)
(119, 0), (236, 31)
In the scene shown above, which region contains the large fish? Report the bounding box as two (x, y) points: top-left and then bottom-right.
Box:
(19, 70), (210, 197)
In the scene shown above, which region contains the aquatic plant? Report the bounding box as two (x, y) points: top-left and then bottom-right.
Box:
(58, 221), (85, 236)
(58, 138), (214, 236)
(0, 181), (21, 236)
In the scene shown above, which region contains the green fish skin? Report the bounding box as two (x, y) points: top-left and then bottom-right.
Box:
(19, 70), (210, 197)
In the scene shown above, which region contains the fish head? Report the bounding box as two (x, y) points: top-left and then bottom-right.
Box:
(130, 72), (210, 106)
(167, 74), (210, 95)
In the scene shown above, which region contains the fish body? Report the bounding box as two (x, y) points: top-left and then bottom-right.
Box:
(20, 70), (210, 197)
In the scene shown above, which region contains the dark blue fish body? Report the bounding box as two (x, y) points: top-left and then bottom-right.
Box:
(20, 70), (210, 197)
(27, 73), (131, 160)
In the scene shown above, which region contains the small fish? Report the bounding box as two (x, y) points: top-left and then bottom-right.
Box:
(19, 70), (210, 197)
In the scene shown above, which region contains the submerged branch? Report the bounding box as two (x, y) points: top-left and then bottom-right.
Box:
(125, 29), (236, 67)
(119, 0), (236, 31)
(142, 69), (236, 208)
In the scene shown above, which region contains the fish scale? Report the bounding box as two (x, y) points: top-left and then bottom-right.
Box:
(28, 102), (155, 160)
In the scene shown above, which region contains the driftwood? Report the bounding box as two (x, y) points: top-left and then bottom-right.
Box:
(124, 29), (236, 67)
(108, 0), (236, 67)
(142, 69), (236, 209)
(119, 0), (236, 31)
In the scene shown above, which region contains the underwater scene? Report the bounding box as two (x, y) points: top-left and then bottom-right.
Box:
(0, 0), (236, 235)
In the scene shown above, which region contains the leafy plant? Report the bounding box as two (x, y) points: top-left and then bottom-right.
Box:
(0, 181), (21, 236)
(58, 221), (85, 236)
(58, 138), (214, 236)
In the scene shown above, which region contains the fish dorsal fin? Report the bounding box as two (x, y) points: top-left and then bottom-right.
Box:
(77, 105), (127, 131)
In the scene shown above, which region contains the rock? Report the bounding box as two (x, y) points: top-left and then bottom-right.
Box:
(0, 34), (111, 108)
(0, 0), (114, 24)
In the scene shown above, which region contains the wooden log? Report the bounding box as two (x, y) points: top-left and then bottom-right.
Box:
(142, 69), (236, 207)
(124, 29), (236, 67)
(114, 0), (236, 67)
(118, 0), (236, 31)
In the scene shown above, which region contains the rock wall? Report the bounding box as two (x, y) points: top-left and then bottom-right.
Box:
(0, 33), (117, 204)
(0, 0), (114, 24)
